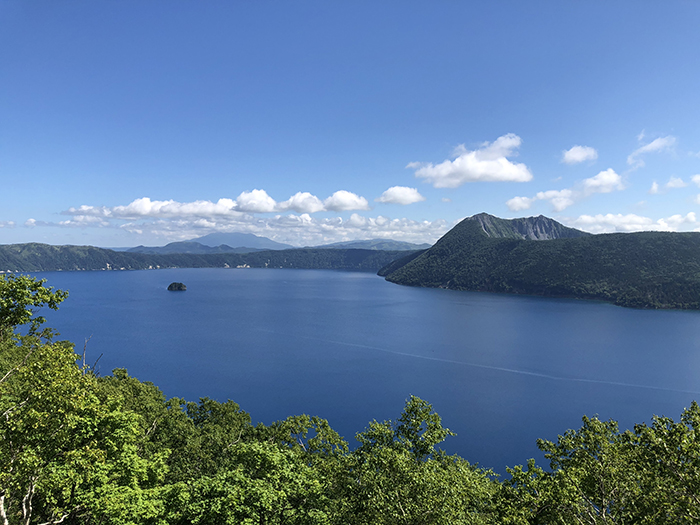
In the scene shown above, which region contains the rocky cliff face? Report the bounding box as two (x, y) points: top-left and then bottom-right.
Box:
(467, 213), (589, 241)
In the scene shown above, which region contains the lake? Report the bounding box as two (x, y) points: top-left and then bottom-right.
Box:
(40, 267), (700, 473)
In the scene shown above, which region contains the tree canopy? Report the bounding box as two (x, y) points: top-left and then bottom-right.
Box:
(0, 274), (67, 336)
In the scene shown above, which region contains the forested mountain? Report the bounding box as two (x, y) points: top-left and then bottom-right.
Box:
(380, 213), (700, 309)
(127, 238), (430, 254)
(0, 242), (409, 272)
(4, 274), (700, 524)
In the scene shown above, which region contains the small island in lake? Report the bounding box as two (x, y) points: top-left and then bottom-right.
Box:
(167, 282), (187, 291)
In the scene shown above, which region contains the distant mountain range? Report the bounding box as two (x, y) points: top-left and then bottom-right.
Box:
(125, 236), (429, 255)
(379, 212), (700, 310)
(0, 243), (411, 273)
(192, 232), (293, 250)
(126, 242), (265, 255)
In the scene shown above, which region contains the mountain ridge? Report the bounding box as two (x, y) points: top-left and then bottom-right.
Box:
(467, 212), (589, 240)
(127, 242), (265, 255)
(0, 243), (411, 273)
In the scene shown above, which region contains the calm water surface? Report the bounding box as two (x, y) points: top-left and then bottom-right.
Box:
(40, 268), (700, 472)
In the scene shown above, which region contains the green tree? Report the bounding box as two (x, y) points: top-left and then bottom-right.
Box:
(0, 274), (67, 339)
(633, 402), (700, 523)
(502, 416), (642, 525)
(0, 276), (166, 524)
(340, 396), (498, 524)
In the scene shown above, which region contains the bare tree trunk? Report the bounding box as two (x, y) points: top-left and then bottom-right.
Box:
(21, 479), (35, 525)
(0, 491), (10, 525)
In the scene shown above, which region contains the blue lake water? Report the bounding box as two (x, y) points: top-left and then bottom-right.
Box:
(39, 268), (700, 473)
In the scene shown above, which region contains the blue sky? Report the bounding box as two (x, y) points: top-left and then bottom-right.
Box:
(2, 1), (700, 247)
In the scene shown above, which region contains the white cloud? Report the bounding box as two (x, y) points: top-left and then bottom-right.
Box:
(235, 189), (277, 213)
(376, 186), (425, 205)
(506, 196), (536, 211)
(569, 212), (697, 233)
(409, 133), (533, 188)
(24, 219), (36, 227)
(507, 169), (623, 212)
(535, 189), (576, 212)
(666, 176), (687, 189)
(649, 177), (687, 195)
(692, 175), (700, 187)
(277, 192), (326, 213)
(581, 168), (625, 195)
(68, 197), (241, 219)
(627, 135), (676, 169)
(441, 197), (452, 203)
(0, 221), (15, 228)
(562, 145), (598, 164)
(323, 190), (370, 211)
(59, 215), (111, 227)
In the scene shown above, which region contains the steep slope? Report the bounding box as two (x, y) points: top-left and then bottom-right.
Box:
(380, 214), (700, 309)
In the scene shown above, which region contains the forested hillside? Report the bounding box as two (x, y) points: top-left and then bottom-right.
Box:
(381, 214), (700, 309)
(4, 274), (700, 524)
(0, 243), (409, 273)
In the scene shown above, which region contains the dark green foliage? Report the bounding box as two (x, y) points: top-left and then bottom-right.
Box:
(0, 243), (411, 273)
(376, 249), (428, 277)
(382, 215), (700, 309)
(0, 274), (67, 335)
(167, 282), (187, 291)
(498, 405), (700, 524)
(340, 396), (498, 524)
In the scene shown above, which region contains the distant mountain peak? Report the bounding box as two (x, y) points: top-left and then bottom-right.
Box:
(466, 212), (589, 241)
(191, 232), (293, 250)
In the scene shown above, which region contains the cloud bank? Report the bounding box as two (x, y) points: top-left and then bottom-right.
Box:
(58, 192), (447, 246)
(408, 133), (533, 188)
(570, 212), (697, 234)
(65, 189), (371, 221)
